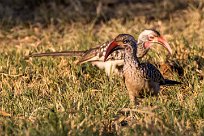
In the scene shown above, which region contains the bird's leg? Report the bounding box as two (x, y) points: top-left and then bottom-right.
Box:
(128, 92), (137, 109)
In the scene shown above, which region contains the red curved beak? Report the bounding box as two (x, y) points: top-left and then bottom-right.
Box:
(104, 41), (119, 61)
(155, 36), (173, 55)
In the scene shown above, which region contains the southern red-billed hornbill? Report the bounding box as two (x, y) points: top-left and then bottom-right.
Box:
(104, 34), (181, 106)
(28, 29), (172, 75)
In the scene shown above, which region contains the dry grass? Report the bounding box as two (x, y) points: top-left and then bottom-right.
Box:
(0, 1), (204, 135)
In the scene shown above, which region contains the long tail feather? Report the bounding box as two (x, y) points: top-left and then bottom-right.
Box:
(26, 51), (85, 59)
(161, 79), (182, 86)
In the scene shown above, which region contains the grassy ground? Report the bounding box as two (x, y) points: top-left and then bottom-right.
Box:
(0, 1), (204, 135)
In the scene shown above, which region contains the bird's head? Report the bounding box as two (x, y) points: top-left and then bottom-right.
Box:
(104, 34), (137, 61)
(138, 29), (172, 55)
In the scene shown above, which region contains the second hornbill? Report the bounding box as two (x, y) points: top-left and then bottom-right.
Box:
(28, 29), (172, 75)
(104, 34), (181, 106)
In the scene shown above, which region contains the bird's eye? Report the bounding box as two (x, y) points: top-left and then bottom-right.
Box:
(148, 35), (154, 40)
(123, 39), (129, 44)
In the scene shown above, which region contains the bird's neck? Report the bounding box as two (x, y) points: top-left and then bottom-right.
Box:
(124, 46), (140, 71)
(137, 41), (149, 58)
